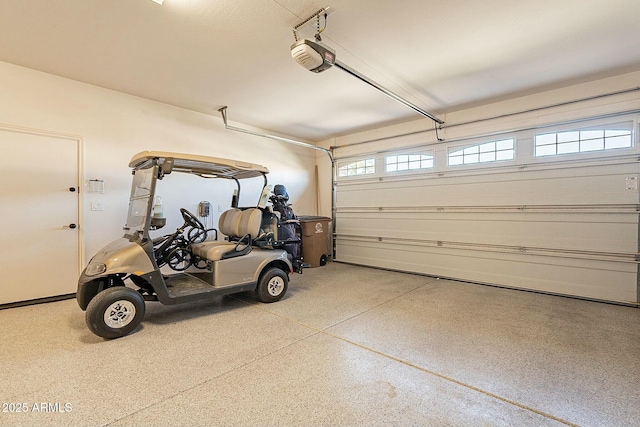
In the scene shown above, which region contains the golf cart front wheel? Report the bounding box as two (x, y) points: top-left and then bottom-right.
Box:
(85, 286), (145, 339)
(257, 268), (288, 303)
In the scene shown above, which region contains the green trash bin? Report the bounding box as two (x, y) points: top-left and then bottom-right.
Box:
(298, 216), (332, 267)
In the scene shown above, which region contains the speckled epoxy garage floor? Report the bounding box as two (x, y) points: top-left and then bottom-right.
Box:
(1, 262), (639, 426)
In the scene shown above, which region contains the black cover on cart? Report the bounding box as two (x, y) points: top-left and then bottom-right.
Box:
(270, 185), (300, 259)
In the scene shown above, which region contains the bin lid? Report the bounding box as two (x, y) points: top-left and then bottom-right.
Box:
(298, 216), (331, 221)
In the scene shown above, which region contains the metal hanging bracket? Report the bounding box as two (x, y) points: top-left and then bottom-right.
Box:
(218, 106), (333, 161)
(292, 7), (334, 42)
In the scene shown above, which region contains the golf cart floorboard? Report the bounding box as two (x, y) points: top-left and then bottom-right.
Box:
(164, 273), (215, 298)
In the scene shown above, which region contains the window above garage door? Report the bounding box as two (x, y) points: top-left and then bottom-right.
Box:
(448, 138), (515, 166)
(535, 121), (633, 157)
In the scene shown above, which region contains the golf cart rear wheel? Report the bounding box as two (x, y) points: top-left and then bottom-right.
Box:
(257, 268), (288, 303)
(86, 286), (145, 339)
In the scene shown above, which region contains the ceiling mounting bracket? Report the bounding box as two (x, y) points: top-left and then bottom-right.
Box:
(292, 7), (333, 42)
(217, 106), (333, 161)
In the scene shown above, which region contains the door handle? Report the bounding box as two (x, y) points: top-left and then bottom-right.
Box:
(63, 224), (77, 229)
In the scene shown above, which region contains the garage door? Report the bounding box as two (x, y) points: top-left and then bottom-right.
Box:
(334, 114), (640, 304)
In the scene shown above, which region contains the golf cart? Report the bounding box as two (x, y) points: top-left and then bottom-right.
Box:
(77, 151), (304, 339)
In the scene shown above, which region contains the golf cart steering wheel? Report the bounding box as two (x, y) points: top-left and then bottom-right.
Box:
(180, 208), (205, 230)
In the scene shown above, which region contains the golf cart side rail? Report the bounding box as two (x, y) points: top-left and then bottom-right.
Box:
(129, 151), (269, 179)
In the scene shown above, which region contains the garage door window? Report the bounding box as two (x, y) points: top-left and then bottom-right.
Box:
(448, 139), (515, 166)
(386, 153), (434, 172)
(535, 124), (632, 157)
(337, 159), (375, 177)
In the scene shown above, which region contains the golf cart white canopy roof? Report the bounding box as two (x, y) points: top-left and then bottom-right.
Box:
(129, 151), (269, 180)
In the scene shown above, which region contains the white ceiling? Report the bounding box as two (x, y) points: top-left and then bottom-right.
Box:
(1, 0), (639, 141)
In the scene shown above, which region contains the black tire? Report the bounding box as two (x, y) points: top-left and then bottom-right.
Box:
(85, 287), (145, 339)
(256, 268), (288, 303)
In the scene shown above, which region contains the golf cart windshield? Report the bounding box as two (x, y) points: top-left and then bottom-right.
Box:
(124, 166), (155, 234)
(122, 151), (270, 235)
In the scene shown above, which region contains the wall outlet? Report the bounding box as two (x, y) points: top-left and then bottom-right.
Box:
(91, 201), (104, 211)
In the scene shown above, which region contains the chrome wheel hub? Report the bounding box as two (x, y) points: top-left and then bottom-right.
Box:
(104, 300), (136, 328)
(267, 277), (285, 296)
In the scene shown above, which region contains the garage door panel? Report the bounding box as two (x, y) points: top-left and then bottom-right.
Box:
(338, 177), (637, 208)
(337, 164), (638, 208)
(336, 239), (637, 303)
(337, 212), (638, 253)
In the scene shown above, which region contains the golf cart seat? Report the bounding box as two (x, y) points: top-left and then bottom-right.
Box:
(191, 208), (262, 261)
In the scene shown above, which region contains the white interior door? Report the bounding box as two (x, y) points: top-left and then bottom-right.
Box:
(0, 128), (80, 305)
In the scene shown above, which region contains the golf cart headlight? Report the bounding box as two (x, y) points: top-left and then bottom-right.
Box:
(85, 262), (107, 276)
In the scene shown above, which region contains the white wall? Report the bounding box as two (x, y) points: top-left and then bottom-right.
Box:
(0, 61), (318, 265)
